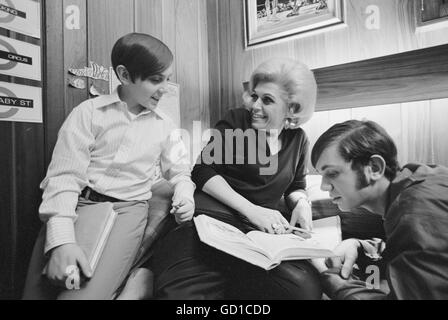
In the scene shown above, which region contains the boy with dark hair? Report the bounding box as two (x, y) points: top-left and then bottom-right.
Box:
(310, 120), (448, 300)
(23, 33), (195, 299)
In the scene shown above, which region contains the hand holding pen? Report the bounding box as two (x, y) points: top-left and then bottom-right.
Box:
(171, 198), (195, 224)
(288, 225), (313, 239)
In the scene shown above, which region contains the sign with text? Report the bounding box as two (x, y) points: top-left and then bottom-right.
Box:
(0, 81), (42, 123)
(0, 35), (41, 80)
(0, 0), (41, 38)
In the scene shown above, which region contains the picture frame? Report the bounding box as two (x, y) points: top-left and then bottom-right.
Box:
(244, 0), (345, 48)
(415, 0), (448, 32)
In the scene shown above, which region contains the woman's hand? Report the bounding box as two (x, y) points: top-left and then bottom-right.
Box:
(244, 205), (290, 234)
(289, 198), (313, 231)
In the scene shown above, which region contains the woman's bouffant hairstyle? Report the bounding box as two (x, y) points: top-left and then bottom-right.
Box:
(243, 58), (317, 128)
(111, 32), (173, 82)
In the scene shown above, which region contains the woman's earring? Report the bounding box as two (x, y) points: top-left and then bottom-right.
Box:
(285, 118), (299, 130)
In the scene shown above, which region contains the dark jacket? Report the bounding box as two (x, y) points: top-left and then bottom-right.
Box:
(321, 164), (448, 300)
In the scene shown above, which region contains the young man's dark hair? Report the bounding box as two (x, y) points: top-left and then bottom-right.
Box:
(111, 32), (173, 82)
(309, 120), (448, 300)
(311, 120), (400, 181)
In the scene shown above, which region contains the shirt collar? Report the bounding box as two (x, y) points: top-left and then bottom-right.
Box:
(94, 86), (173, 122)
(93, 87), (122, 109)
(151, 107), (171, 121)
(386, 164), (428, 213)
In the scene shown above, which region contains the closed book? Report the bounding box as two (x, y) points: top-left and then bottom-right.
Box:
(74, 202), (117, 273)
(194, 214), (341, 270)
(43, 202), (117, 276)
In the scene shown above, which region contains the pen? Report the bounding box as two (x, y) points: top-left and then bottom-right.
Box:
(171, 202), (183, 213)
(287, 225), (314, 235)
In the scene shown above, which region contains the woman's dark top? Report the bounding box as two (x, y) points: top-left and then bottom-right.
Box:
(192, 108), (309, 211)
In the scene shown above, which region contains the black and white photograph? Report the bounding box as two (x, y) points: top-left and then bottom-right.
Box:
(1, 0), (448, 305)
(416, 0), (448, 30)
(245, 0), (344, 47)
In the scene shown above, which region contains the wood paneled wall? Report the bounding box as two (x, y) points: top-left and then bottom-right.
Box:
(303, 98), (448, 169)
(313, 44), (448, 111)
(206, 0), (448, 167)
(206, 0), (448, 124)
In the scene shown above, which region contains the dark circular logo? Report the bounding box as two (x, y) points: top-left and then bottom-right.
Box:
(0, 38), (18, 70)
(0, 86), (19, 118)
(0, 0), (16, 24)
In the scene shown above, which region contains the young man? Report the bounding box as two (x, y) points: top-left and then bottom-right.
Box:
(310, 120), (448, 300)
(23, 33), (195, 299)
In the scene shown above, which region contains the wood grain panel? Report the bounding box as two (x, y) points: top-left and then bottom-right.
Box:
(63, 0), (88, 115)
(0, 123), (14, 298)
(351, 104), (404, 163)
(13, 121), (44, 298)
(174, 0), (201, 132)
(401, 100), (432, 164)
(217, 0), (232, 116)
(228, 0), (249, 109)
(161, 0), (177, 76)
(197, 0), (210, 130)
(206, 0), (221, 126)
(430, 98), (448, 166)
(87, 0), (134, 95)
(314, 44), (448, 111)
(135, 0), (163, 39)
(45, 0), (65, 163)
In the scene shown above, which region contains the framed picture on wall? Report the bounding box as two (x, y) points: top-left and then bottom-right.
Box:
(244, 0), (345, 48)
(415, 0), (448, 31)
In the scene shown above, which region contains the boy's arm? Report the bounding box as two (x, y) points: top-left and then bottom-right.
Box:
(39, 104), (94, 254)
(160, 130), (195, 203)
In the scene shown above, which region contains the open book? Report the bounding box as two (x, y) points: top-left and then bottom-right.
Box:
(43, 202), (117, 276)
(194, 215), (341, 270)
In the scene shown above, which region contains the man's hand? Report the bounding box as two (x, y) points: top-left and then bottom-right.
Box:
(309, 258), (328, 273)
(289, 198), (313, 231)
(45, 243), (92, 288)
(171, 198), (195, 224)
(325, 239), (361, 279)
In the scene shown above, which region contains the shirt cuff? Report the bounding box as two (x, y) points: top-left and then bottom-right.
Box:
(172, 180), (196, 204)
(44, 217), (76, 254)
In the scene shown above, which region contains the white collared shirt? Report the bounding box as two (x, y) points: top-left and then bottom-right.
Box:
(39, 89), (195, 253)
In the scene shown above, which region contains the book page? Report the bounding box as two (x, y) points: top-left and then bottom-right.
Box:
(247, 216), (341, 260)
(308, 215), (342, 251)
(194, 215), (342, 270)
(196, 215), (270, 257)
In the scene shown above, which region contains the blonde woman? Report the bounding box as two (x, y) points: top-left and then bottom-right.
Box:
(151, 58), (320, 299)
